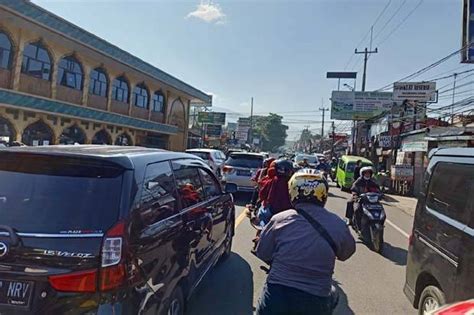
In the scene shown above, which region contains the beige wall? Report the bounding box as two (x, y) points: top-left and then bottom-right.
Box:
(0, 8), (198, 151)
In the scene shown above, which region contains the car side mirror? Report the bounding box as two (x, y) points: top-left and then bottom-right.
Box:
(224, 183), (237, 194)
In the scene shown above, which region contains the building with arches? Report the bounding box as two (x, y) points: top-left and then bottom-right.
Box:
(0, 1), (211, 150)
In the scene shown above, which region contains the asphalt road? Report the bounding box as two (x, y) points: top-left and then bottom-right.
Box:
(187, 183), (416, 315)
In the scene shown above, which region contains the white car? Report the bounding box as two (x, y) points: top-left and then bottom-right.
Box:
(185, 148), (226, 176)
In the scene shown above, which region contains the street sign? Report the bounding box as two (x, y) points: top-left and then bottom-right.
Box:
(331, 91), (393, 120)
(206, 124), (222, 137)
(237, 117), (251, 127)
(393, 82), (437, 102)
(326, 72), (357, 79)
(462, 0), (474, 63)
(197, 112), (226, 124)
(235, 130), (248, 141)
(391, 165), (414, 181)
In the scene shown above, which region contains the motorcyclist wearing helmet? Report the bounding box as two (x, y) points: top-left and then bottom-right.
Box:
(345, 166), (380, 225)
(256, 169), (356, 315)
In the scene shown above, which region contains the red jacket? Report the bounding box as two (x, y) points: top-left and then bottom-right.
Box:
(266, 176), (292, 213)
(259, 168), (276, 206)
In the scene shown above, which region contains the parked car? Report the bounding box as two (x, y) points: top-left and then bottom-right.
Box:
(404, 148), (474, 315)
(185, 148), (226, 176)
(335, 155), (373, 190)
(0, 145), (236, 315)
(221, 152), (264, 192)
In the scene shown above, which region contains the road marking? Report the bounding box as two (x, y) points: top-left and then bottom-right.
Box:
(386, 219), (410, 239)
(235, 209), (248, 228)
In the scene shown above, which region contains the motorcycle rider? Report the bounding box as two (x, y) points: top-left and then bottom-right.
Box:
(330, 157), (338, 169)
(256, 169), (356, 315)
(353, 160), (363, 182)
(345, 166), (380, 226)
(249, 157), (275, 207)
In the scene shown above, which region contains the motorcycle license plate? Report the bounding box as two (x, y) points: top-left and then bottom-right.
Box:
(0, 279), (33, 307)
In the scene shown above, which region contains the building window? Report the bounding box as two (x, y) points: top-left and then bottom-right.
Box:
(21, 42), (52, 80)
(152, 91), (165, 112)
(0, 32), (12, 70)
(57, 56), (83, 90)
(89, 68), (108, 97)
(133, 83), (149, 109)
(112, 76), (129, 103)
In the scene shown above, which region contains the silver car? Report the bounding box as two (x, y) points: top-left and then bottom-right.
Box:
(222, 152), (264, 192)
(185, 148), (226, 176)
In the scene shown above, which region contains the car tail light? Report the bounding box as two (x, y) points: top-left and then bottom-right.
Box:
(48, 269), (97, 293)
(223, 166), (235, 174)
(99, 221), (127, 291)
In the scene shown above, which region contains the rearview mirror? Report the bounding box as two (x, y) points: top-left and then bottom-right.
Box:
(224, 183), (238, 194)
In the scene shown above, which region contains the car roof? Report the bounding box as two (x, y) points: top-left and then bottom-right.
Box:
(429, 147), (474, 159)
(229, 152), (264, 158)
(186, 148), (221, 153)
(0, 145), (196, 169)
(340, 155), (373, 163)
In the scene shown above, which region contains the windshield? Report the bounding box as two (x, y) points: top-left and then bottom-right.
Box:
(226, 155), (263, 169)
(295, 155), (317, 164)
(346, 162), (372, 172)
(187, 151), (210, 160)
(0, 156), (123, 234)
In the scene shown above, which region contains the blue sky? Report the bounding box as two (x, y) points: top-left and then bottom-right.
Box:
(33, 0), (472, 139)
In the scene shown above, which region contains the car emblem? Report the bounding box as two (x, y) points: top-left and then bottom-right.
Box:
(0, 242), (8, 258)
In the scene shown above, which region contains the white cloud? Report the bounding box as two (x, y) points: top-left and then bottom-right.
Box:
(186, 2), (226, 24)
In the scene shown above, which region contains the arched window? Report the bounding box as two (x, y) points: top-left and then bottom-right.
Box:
(21, 42), (52, 80)
(59, 124), (86, 144)
(92, 129), (112, 145)
(0, 32), (12, 70)
(152, 91), (165, 112)
(89, 68), (108, 97)
(57, 55), (83, 90)
(112, 76), (129, 103)
(115, 133), (132, 146)
(22, 120), (54, 146)
(0, 116), (15, 145)
(133, 83), (149, 108)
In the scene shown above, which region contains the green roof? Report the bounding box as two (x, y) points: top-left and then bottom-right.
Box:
(0, 89), (178, 135)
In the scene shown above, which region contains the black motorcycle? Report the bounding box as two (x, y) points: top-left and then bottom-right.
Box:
(352, 192), (386, 253)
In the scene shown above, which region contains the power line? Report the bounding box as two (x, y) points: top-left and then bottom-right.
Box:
(372, 0), (407, 42)
(376, 0), (424, 46)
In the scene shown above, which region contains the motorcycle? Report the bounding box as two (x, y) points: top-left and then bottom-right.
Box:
(352, 192), (386, 253)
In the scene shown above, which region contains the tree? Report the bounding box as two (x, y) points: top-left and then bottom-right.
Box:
(253, 113), (288, 152)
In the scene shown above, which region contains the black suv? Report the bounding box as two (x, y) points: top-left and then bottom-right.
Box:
(404, 148), (474, 314)
(0, 145), (235, 314)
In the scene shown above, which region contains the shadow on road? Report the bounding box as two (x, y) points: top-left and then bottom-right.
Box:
(186, 253), (254, 315)
(382, 242), (408, 266)
(333, 280), (355, 315)
(382, 194), (400, 203)
(328, 191), (347, 200)
(232, 192), (252, 207)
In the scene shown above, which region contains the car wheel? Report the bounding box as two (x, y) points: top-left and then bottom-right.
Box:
(167, 286), (184, 315)
(418, 285), (446, 315)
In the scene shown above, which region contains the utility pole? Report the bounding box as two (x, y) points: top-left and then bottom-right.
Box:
(355, 47), (378, 91)
(451, 73), (457, 124)
(319, 105), (329, 152)
(249, 97), (254, 145)
(331, 121), (336, 158)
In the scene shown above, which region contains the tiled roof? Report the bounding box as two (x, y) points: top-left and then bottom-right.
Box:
(0, 0), (211, 104)
(0, 89), (178, 134)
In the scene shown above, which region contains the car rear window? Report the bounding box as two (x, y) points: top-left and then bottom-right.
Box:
(0, 154), (124, 234)
(187, 151), (209, 160)
(295, 155), (317, 164)
(226, 154), (263, 169)
(346, 162), (371, 172)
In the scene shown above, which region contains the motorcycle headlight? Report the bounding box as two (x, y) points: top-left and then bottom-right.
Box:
(367, 196), (379, 203)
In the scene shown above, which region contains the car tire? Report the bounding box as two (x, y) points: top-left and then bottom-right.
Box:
(166, 286), (184, 315)
(418, 285), (446, 315)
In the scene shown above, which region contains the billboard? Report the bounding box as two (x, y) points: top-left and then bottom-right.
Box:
(462, 0), (474, 63)
(198, 112), (226, 124)
(206, 124), (222, 137)
(331, 91), (393, 120)
(393, 82), (437, 102)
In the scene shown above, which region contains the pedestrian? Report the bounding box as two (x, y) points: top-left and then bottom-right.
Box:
(256, 169), (356, 315)
(353, 160), (362, 182)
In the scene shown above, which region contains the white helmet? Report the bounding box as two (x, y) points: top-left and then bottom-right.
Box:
(360, 166), (374, 177)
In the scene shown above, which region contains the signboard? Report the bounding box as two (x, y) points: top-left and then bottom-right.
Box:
(326, 72), (357, 79)
(331, 91), (393, 120)
(401, 141), (428, 152)
(379, 135), (393, 148)
(391, 165), (414, 181)
(462, 0), (474, 63)
(237, 117), (251, 127)
(197, 112), (226, 124)
(235, 130), (248, 141)
(205, 124), (222, 137)
(393, 82), (437, 102)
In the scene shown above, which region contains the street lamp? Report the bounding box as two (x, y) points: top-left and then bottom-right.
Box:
(343, 83), (355, 91)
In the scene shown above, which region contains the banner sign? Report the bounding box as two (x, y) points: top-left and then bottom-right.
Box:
(206, 124), (222, 137)
(401, 141), (428, 152)
(235, 130), (248, 141)
(462, 0), (474, 63)
(331, 91), (393, 120)
(391, 165), (414, 181)
(393, 82), (437, 102)
(379, 135), (393, 148)
(198, 112), (226, 124)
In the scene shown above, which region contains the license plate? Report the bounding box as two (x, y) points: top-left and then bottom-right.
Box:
(237, 170), (251, 176)
(0, 279), (33, 307)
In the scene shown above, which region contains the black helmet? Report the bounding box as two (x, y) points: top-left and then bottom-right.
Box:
(263, 157), (276, 168)
(275, 159), (294, 178)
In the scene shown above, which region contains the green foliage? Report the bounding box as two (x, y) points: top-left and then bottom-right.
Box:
(253, 113), (288, 152)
